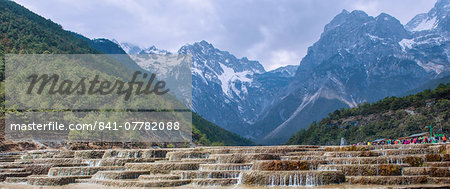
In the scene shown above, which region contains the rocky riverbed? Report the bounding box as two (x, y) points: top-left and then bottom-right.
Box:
(0, 144), (449, 188)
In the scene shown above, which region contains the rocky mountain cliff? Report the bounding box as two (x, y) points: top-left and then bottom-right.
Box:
(251, 0), (449, 144)
(122, 40), (298, 135)
(115, 0), (448, 144)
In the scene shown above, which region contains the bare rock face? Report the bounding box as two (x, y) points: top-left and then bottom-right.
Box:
(250, 0), (450, 144)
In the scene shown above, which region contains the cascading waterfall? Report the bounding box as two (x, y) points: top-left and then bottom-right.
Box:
(234, 173), (243, 186)
(116, 151), (141, 158)
(85, 159), (102, 167)
(263, 173), (323, 186)
(178, 171), (241, 179)
(199, 164), (252, 171)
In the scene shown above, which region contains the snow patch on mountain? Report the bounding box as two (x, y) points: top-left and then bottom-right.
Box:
(417, 61), (445, 74)
(411, 16), (437, 31)
(217, 63), (253, 97)
(367, 34), (383, 41)
(399, 38), (415, 51)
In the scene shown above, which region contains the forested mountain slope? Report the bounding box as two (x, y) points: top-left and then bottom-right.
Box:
(0, 0), (252, 146)
(286, 83), (449, 145)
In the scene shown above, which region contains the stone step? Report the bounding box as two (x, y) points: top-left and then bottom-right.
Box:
(205, 146), (320, 155)
(428, 177), (450, 184)
(326, 155), (427, 165)
(210, 153), (280, 163)
(0, 156), (21, 162)
(423, 162), (450, 167)
(323, 144), (433, 152)
(191, 178), (238, 186)
(403, 167), (450, 177)
(324, 151), (381, 157)
(327, 157), (390, 165)
(346, 176), (428, 185)
(0, 162), (24, 169)
(0, 168), (27, 173)
(0, 152), (23, 156)
(26, 150), (59, 154)
(92, 170), (150, 180)
(0, 172), (32, 181)
(325, 154), (448, 166)
(79, 178), (191, 187)
(166, 151), (210, 161)
(382, 185), (450, 189)
(172, 170), (241, 179)
(138, 174), (180, 180)
(199, 163), (252, 171)
(285, 151), (325, 156)
(48, 166), (124, 176)
(318, 164), (407, 176)
(157, 158), (215, 163)
(84, 158), (162, 167)
(74, 150), (105, 159)
(424, 154), (450, 162)
(52, 151), (75, 159)
(21, 163), (91, 175)
(15, 158), (85, 164)
(102, 149), (168, 159)
(46, 163), (89, 167)
(4, 176), (28, 183)
(27, 175), (92, 185)
(374, 148), (438, 156)
(241, 170), (345, 186)
(124, 162), (200, 174)
(179, 158), (215, 163)
(22, 151), (74, 159)
(252, 160), (325, 171)
(281, 155), (327, 161)
(0, 159), (17, 163)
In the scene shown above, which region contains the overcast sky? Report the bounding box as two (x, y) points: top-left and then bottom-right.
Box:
(14, 0), (436, 70)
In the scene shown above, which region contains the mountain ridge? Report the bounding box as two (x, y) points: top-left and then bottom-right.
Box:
(123, 40), (299, 136)
(0, 0), (253, 146)
(81, 0), (448, 145)
(251, 0), (449, 144)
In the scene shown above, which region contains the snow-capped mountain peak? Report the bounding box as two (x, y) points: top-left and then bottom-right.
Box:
(119, 42), (170, 55)
(119, 42), (142, 54)
(252, 0), (449, 144)
(120, 40), (295, 133)
(175, 40), (295, 131)
(140, 45), (171, 55)
(405, 0), (449, 32)
(178, 40), (264, 99)
(268, 65), (298, 77)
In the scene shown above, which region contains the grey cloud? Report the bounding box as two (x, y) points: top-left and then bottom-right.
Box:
(14, 0), (435, 70)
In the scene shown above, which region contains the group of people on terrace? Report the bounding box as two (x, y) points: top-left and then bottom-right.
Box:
(367, 134), (447, 146)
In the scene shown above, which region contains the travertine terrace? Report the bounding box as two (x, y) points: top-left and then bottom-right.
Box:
(0, 144), (449, 188)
